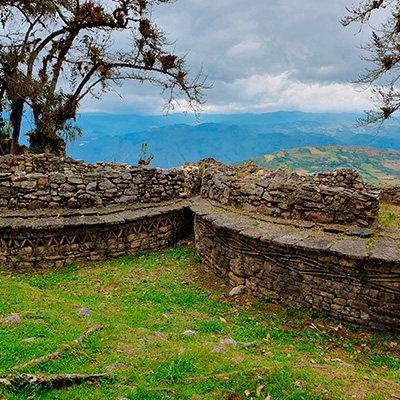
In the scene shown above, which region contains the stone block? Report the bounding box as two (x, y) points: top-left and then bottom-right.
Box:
(331, 238), (367, 259)
(228, 272), (245, 286)
(304, 211), (334, 224)
(98, 179), (115, 191)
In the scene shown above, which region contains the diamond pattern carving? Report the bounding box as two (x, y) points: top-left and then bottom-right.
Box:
(1, 209), (192, 252)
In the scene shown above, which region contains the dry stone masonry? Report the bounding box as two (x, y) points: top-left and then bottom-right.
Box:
(0, 155), (399, 332)
(0, 153), (201, 209)
(0, 200), (192, 269)
(201, 160), (379, 227)
(374, 185), (400, 206)
(191, 198), (400, 333)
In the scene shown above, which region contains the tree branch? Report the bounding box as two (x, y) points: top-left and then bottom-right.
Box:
(6, 373), (111, 388)
(11, 325), (104, 370)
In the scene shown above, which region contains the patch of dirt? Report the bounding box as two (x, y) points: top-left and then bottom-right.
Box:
(314, 367), (400, 399)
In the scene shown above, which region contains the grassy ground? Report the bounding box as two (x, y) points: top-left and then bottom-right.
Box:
(379, 202), (400, 229)
(0, 240), (399, 400)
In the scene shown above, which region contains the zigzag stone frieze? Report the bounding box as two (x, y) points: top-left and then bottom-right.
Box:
(0, 200), (193, 269)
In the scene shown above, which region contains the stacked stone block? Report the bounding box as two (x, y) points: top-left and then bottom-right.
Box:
(191, 198), (400, 333)
(0, 200), (192, 269)
(0, 154), (201, 210)
(200, 162), (379, 227)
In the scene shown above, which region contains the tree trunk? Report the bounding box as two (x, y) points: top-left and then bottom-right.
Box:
(10, 99), (24, 154)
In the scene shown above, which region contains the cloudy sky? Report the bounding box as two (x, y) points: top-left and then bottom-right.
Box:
(81, 0), (376, 115)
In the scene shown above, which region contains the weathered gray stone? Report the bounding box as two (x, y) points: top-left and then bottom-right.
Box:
(296, 237), (336, 251)
(182, 330), (197, 337)
(22, 337), (37, 343)
(26, 173), (47, 180)
(368, 238), (400, 263)
(86, 182), (97, 191)
(220, 338), (237, 348)
(32, 219), (64, 230)
(67, 197), (80, 208)
(100, 214), (125, 225)
(67, 176), (84, 185)
(229, 285), (246, 296)
(1, 314), (21, 325)
(105, 362), (129, 372)
(49, 172), (66, 184)
(147, 332), (166, 341)
(331, 238), (367, 259)
(238, 341), (259, 349)
(212, 346), (226, 353)
(117, 195), (138, 204)
(77, 307), (91, 319)
(0, 378), (11, 387)
(28, 200), (45, 210)
(273, 231), (311, 246)
(98, 179), (115, 191)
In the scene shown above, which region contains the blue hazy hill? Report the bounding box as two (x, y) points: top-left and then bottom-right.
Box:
(67, 111), (400, 168)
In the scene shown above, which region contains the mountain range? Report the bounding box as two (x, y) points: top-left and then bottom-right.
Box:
(66, 111), (400, 169)
(234, 144), (400, 185)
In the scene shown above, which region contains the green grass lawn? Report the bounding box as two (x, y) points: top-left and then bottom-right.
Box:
(0, 241), (399, 399)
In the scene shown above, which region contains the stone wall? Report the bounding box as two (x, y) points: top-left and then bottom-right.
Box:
(0, 155), (381, 228)
(2, 155), (400, 331)
(0, 154), (201, 210)
(0, 200), (192, 269)
(191, 198), (400, 333)
(200, 162), (380, 227)
(374, 185), (400, 206)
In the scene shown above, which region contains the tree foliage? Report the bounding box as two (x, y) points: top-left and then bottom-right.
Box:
(341, 0), (400, 125)
(0, 0), (207, 155)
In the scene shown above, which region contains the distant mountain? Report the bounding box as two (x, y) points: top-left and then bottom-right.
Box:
(234, 145), (400, 185)
(66, 111), (400, 168)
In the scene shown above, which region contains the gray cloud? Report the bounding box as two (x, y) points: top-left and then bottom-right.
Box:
(81, 0), (374, 115)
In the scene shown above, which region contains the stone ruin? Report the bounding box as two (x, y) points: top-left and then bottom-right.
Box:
(0, 154), (398, 332)
(200, 160), (379, 227)
(0, 153), (201, 209)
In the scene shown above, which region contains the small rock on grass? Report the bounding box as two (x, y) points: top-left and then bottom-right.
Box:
(239, 341), (260, 349)
(229, 285), (246, 296)
(212, 346), (226, 353)
(147, 332), (166, 341)
(106, 362), (129, 372)
(77, 307), (91, 319)
(0, 378), (12, 387)
(1, 314), (21, 325)
(22, 337), (37, 343)
(182, 330), (196, 337)
(220, 338), (237, 349)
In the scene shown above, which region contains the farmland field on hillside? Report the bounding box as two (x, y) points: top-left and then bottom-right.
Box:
(235, 145), (400, 185)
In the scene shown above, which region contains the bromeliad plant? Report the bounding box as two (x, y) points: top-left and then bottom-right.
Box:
(0, 0), (208, 155)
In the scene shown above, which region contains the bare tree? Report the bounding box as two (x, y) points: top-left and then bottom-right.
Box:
(341, 0), (400, 125)
(0, 0), (208, 155)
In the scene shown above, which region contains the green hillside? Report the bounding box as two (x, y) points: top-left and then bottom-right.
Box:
(235, 145), (400, 185)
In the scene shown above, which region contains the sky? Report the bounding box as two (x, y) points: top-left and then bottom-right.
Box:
(80, 0), (377, 115)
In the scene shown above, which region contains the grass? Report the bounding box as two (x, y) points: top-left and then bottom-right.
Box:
(0, 241), (399, 399)
(379, 201), (400, 229)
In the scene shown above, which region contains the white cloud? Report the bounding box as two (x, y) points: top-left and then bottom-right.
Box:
(79, 70), (373, 116)
(200, 72), (372, 114)
(227, 40), (263, 57)
(79, 0), (377, 116)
